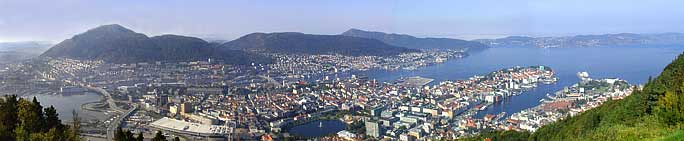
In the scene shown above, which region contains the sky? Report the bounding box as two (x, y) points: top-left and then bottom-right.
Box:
(1, 0), (683, 42)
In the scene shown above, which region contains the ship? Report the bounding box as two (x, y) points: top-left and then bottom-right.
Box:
(479, 104), (489, 111)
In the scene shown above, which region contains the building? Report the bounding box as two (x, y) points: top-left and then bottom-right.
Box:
(150, 117), (231, 137)
(365, 120), (384, 138)
(400, 133), (417, 141)
(184, 113), (219, 125)
(157, 94), (169, 107)
(187, 87), (224, 95)
(180, 102), (193, 114)
(337, 130), (357, 140)
(408, 126), (424, 139)
(169, 105), (179, 114)
(371, 106), (384, 117)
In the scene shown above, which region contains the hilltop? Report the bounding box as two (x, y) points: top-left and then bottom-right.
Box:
(220, 32), (419, 56)
(341, 28), (488, 51)
(41, 24), (272, 64)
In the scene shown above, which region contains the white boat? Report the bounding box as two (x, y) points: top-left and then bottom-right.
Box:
(319, 121), (323, 128)
(479, 105), (488, 111)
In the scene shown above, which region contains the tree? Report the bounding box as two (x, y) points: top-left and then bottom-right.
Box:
(0, 96), (77, 141)
(69, 109), (81, 141)
(0, 95), (19, 141)
(136, 132), (144, 141)
(126, 130), (135, 141)
(173, 136), (180, 141)
(31, 97), (45, 132)
(152, 131), (167, 141)
(44, 128), (60, 141)
(16, 99), (38, 139)
(114, 127), (125, 141)
(44, 106), (62, 131)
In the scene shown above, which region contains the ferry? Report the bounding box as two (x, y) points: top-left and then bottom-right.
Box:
(496, 112), (507, 121)
(479, 104), (489, 111)
(521, 84), (535, 89)
(541, 77), (559, 84)
(546, 93), (556, 100)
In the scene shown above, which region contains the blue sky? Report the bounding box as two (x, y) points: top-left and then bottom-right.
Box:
(1, 0), (683, 42)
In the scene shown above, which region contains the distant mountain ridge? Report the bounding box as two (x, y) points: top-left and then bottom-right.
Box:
(41, 24), (272, 64)
(341, 28), (488, 51)
(0, 41), (52, 53)
(475, 33), (684, 48)
(0, 41), (53, 63)
(220, 32), (419, 56)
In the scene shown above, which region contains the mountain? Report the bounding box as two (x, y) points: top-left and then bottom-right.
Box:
(0, 41), (53, 63)
(41, 24), (271, 64)
(0, 41), (52, 53)
(476, 33), (684, 48)
(220, 32), (419, 56)
(466, 53), (684, 140)
(340, 29), (488, 51)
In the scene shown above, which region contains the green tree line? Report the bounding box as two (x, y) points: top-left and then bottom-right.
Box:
(0, 95), (80, 141)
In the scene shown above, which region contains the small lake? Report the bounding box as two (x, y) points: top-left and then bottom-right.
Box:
(288, 120), (347, 138)
(23, 92), (103, 121)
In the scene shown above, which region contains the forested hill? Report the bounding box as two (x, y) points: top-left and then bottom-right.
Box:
(41, 24), (273, 65)
(341, 28), (488, 51)
(466, 53), (684, 140)
(220, 32), (420, 56)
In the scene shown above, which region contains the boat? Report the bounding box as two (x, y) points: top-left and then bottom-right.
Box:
(496, 112), (507, 121)
(479, 104), (489, 111)
(546, 93), (556, 100)
(319, 121), (323, 128)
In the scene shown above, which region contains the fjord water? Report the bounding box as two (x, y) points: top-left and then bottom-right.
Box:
(362, 46), (684, 118)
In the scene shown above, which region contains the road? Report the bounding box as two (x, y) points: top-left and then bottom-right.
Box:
(85, 86), (124, 112)
(257, 75), (282, 87)
(84, 86), (131, 141)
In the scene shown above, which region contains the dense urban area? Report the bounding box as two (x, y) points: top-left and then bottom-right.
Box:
(0, 45), (644, 141)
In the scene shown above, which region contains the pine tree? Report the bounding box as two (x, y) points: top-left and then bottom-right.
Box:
(152, 131), (166, 141)
(125, 130), (135, 141)
(0, 96), (78, 141)
(16, 99), (38, 138)
(136, 131), (144, 141)
(44, 128), (60, 141)
(30, 97), (45, 132)
(44, 106), (62, 131)
(115, 127), (125, 141)
(0, 95), (19, 141)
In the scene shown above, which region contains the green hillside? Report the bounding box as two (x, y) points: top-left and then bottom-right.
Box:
(465, 53), (684, 141)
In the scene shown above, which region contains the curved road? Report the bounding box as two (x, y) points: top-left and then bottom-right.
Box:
(84, 86), (133, 141)
(85, 86), (124, 112)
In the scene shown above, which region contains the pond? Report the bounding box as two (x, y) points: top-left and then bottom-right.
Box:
(288, 120), (348, 138)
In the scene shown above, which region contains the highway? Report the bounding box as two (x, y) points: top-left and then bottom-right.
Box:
(84, 86), (133, 141)
(85, 86), (124, 112)
(257, 75), (283, 87)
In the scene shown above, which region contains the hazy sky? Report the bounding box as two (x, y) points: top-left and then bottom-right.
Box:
(1, 0), (683, 42)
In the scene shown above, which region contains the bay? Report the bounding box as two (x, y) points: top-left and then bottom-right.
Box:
(361, 46), (684, 118)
